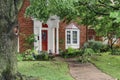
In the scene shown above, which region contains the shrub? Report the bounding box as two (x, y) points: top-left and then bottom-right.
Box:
(84, 48), (95, 56)
(111, 49), (120, 55)
(84, 40), (104, 53)
(17, 49), (38, 61)
(22, 49), (35, 61)
(78, 48), (95, 63)
(17, 53), (24, 61)
(25, 34), (36, 45)
(35, 51), (54, 60)
(100, 44), (110, 52)
(59, 47), (82, 58)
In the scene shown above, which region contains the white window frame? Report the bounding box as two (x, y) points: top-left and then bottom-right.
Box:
(65, 29), (80, 49)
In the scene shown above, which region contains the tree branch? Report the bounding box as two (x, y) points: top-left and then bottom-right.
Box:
(87, 5), (109, 16)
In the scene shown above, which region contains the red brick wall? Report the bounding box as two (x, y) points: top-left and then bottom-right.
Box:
(59, 21), (66, 50)
(79, 25), (87, 47)
(87, 29), (103, 41)
(18, 0), (33, 52)
(59, 21), (87, 50)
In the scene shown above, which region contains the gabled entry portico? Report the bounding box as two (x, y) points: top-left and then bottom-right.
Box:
(33, 15), (59, 54)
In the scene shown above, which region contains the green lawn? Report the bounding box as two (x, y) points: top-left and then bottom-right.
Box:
(18, 60), (74, 80)
(90, 53), (120, 79)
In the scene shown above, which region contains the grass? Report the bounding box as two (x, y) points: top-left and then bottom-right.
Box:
(90, 52), (120, 79)
(18, 60), (74, 80)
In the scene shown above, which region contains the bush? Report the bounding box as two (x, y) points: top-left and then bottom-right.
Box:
(84, 48), (95, 56)
(17, 50), (54, 61)
(84, 40), (104, 53)
(100, 44), (110, 52)
(22, 49), (35, 61)
(59, 47), (82, 58)
(78, 48), (95, 63)
(17, 49), (38, 61)
(111, 49), (120, 55)
(35, 51), (54, 60)
(17, 53), (24, 61)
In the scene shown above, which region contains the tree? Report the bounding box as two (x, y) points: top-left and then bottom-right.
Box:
(0, 0), (23, 80)
(25, 0), (78, 22)
(76, 0), (120, 51)
(26, 0), (120, 51)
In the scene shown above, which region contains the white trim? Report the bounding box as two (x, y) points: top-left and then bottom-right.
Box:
(42, 28), (49, 30)
(65, 29), (80, 49)
(56, 28), (59, 54)
(52, 28), (55, 53)
(17, 36), (19, 52)
(66, 23), (78, 29)
(39, 23), (42, 51)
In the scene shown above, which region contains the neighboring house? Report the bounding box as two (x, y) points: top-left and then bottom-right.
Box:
(18, 0), (101, 54)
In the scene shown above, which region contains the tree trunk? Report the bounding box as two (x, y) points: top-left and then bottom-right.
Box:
(0, 0), (23, 80)
(107, 33), (115, 53)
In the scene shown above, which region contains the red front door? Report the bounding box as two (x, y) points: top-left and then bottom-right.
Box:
(42, 30), (48, 51)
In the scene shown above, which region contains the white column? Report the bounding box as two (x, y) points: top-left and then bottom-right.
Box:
(33, 19), (42, 52)
(52, 28), (55, 53)
(17, 36), (19, 52)
(39, 23), (42, 51)
(56, 28), (59, 54)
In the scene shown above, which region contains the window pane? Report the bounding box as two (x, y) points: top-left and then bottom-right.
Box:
(67, 31), (71, 44)
(73, 31), (77, 44)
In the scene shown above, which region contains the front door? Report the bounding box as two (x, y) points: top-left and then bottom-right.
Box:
(42, 30), (48, 51)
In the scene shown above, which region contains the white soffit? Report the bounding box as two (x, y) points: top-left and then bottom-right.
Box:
(66, 23), (78, 29)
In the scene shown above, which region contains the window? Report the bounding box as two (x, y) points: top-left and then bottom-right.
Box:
(73, 31), (77, 44)
(66, 30), (78, 45)
(65, 23), (80, 49)
(66, 29), (80, 49)
(67, 31), (71, 44)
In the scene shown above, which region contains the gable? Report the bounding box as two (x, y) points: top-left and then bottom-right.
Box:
(66, 23), (79, 29)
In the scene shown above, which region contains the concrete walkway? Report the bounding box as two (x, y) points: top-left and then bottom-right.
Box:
(66, 58), (115, 80)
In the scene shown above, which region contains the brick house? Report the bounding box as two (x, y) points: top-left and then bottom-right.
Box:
(18, 0), (100, 54)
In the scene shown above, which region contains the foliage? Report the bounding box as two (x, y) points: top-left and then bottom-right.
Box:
(90, 52), (120, 79)
(100, 44), (110, 52)
(77, 0), (120, 51)
(18, 61), (74, 80)
(17, 53), (24, 61)
(78, 48), (96, 63)
(22, 49), (35, 61)
(35, 51), (50, 60)
(110, 11), (120, 23)
(59, 47), (82, 58)
(84, 48), (95, 56)
(17, 49), (39, 61)
(17, 50), (54, 61)
(25, 34), (36, 45)
(25, 0), (78, 22)
(67, 47), (76, 54)
(110, 48), (120, 55)
(24, 34), (36, 49)
(84, 40), (104, 53)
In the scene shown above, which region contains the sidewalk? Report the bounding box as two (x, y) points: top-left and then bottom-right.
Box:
(66, 58), (115, 80)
